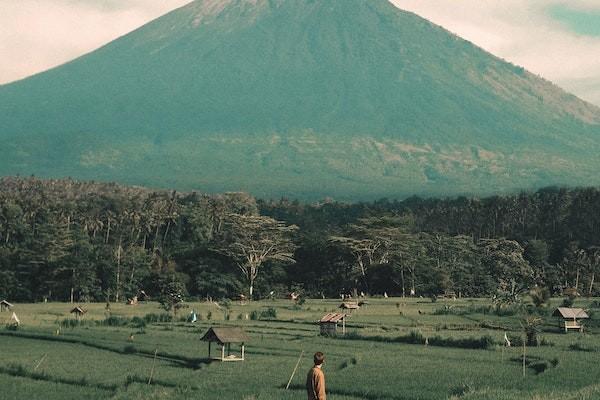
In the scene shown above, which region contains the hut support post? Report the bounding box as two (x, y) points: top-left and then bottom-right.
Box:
(221, 344), (225, 361)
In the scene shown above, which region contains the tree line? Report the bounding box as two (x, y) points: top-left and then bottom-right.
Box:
(0, 177), (599, 303)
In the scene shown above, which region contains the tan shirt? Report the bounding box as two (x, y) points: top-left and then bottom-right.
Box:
(306, 366), (326, 400)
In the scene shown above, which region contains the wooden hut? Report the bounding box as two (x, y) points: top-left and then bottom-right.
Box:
(319, 313), (347, 336)
(0, 300), (13, 312)
(552, 307), (589, 332)
(70, 306), (87, 320)
(339, 302), (360, 313)
(201, 327), (249, 362)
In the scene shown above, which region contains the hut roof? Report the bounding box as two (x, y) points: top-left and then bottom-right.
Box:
(320, 313), (346, 323)
(70, 306), (86, 314)
(1, 300), (14, 307)
(339, 302), (360, 310)
(201, 327), (250, 344)
(552, 307), (589, 319)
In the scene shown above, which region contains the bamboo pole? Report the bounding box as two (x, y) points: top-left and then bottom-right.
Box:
(148, 349), (158, 385)
(285, 350), (305, 390)
(522, 340), (526, 378)
(34, 354), (47, 371)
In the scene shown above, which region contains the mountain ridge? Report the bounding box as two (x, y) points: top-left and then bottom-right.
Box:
(0, 0), (599, 200)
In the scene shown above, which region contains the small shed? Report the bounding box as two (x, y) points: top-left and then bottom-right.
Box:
(201, 327), (249, 362)
(339, 302), (360, 313)
(0, 300), (13, 312)
(138, 290), (150, 301)
(70, 306), (87, 320)
(552, 307), (589, 332)
(319, 313), (347, 336)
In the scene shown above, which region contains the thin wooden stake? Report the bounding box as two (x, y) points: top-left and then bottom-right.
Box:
(34, 354), (47, 371)
(148, 349), (158, 385)
(285, 350), (304, 390)
(522, 340), (526, 378)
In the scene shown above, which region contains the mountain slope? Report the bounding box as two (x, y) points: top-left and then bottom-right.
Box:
(1, 0), (599, 200)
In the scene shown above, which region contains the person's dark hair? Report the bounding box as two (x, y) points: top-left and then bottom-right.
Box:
(314, 352), (325, 365)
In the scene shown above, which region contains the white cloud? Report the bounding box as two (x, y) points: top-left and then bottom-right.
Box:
(0, 0), (190, 84)
(1, 0), (600, 106)
(391, 0), (600, 106)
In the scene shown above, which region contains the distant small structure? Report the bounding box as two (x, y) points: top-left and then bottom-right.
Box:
(0, 300), (14, 312)
(339, 302), (360, 312)
(70, 306), (87, 320)
(437, 290), (457, 300)
(138, 290), (150, 302)
(127, 296), (138, 306)
(201, 327), (249, 362)
(319, 313), (347, 336)
(128, 290), (150, 305)
(552, 307), (589, 333)
(288, 292), (300, 301)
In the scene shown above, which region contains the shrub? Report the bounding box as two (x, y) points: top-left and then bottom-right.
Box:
(428, 334), (495, 350)
(131, 316), (146, 329)
(529, 361), (549, 374)
(562, 297), (575, 307)
(450, 382), (474, 396)
(259, 307), (277, 319)
(340, 330), (494, 349)
(123, 345), (137, 354)
(101, 316), (129, 327)
(143, 313), (173, 324)
(60, 318), (85, 329)
(250, 311), (259, 320)
(569, 343), (595, 352)
(530, 287), (551, 308)
(406, 330), (425, 344)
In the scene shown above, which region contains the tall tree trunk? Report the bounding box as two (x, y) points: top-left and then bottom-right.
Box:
(400, 266), (406, 298)
(105, 218), (111, 244)
(70, 268), (75, 303)
(115, 238), (122, 303)
(589, 272), (595, 297)
(163, 220), (171, 245)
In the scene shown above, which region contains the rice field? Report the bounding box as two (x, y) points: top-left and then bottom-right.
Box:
(1, 298), (600, 400)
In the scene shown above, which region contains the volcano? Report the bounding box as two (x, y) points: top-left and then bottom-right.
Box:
(1, 0), (599, 200)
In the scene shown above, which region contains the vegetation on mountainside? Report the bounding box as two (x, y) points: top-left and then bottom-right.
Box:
(1, 0), (600, 199)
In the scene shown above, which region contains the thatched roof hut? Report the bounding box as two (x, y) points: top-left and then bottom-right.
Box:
(552, 307), (589, 332)
(0, 300), (13, 312)
(339, 302), (360, 312)
(319, 313), (347, 336)
(70, 306), (87, 319)
(201, 327), (249, 361)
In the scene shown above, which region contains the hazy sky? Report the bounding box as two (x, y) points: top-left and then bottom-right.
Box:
(1, 0), (600, 106)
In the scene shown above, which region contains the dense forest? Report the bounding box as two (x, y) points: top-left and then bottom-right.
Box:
(0, 176), (599, 303)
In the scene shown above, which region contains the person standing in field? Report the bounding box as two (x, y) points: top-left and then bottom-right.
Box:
(306, 352), (326, 400)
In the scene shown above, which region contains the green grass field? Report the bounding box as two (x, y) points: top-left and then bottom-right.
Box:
(2, 298), (600, 400)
